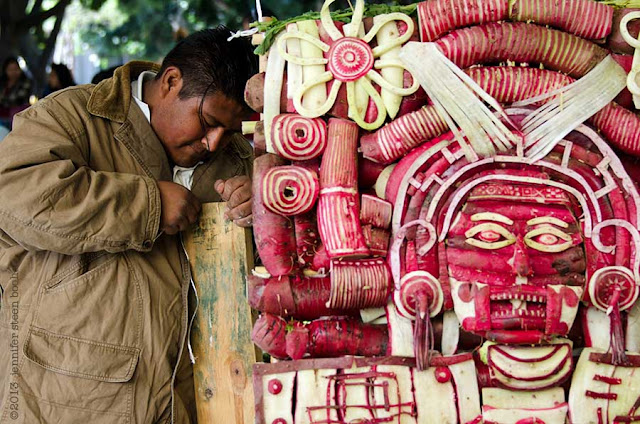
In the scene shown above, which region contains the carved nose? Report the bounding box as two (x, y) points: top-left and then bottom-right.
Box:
(512, 235), (531, 277)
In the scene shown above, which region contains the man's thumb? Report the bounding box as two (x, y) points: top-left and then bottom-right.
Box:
(215, 179), (224, 194)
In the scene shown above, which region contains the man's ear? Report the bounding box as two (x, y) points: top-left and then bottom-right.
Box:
(159, 66), (183, 98)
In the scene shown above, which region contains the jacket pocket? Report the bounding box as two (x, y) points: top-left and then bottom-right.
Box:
(34, 253), (142, 349)
(23, 327), (139, 382)
(14, 253), (142, 420)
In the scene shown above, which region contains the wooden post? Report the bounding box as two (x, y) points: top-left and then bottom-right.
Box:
(184, 203), (257, 424)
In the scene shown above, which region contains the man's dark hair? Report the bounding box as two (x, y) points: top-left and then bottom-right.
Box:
(157, 26), (258, 109)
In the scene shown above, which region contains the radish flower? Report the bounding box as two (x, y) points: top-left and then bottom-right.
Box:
(277, 0), (419, 130)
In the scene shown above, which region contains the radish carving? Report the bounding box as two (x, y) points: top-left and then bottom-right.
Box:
(270, 114), (327, 160)
(317, 118), (370, 258)
(248, 0), (640, 421)
(262, 165), (319, 216)
(328, 258), (392, 310)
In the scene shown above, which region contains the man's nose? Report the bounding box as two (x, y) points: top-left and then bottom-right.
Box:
(201, 127), (225, 152)
(511, 235), (531, 277)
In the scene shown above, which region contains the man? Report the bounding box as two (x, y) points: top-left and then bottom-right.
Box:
(0, 27), (257, 423)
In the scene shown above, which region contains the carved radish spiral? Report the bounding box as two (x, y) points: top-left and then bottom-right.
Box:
(262, 166), (320, 216)
(271, 114), (328, 160)
(327, 37), (374, 82)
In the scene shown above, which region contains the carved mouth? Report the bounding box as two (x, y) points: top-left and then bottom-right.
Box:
(489, 285), (548, 303)
(450, 278), (583, 339)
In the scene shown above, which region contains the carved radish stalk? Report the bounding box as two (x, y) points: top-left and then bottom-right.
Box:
(328, 258), (393, 310)
(262, 165), (319, 216)
(395, 271), (444, 370)
(317, 118), (370, 258)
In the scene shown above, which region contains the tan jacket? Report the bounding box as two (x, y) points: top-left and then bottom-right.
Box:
(0, 62), (252, 423)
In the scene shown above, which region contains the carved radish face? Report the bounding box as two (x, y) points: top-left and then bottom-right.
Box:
(446, 181), (586, 340)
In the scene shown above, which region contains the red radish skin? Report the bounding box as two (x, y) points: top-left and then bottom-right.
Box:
(417, 0), (612, 42)
(317, 118), (370, 258)
(360, 104), (447, 164)
(285, 318), (389, 359)
(362, 225), (390, 256)
(294, 210), (320, 267)
(251, 313), (289, 359)
(247, 274), (358, 319)
(253, 154), (298, 276)
(311, 243), (331, 272)
(253, 121), (266, 157)
(591, 104), (640, 156)
(436, 22), (608, 78)
(360, 194), (393, 228)
(510, 0), (613, 40)
(358, 155), (388, 188)
(418, 0), (508, 41)
(608, 8), (640, 55)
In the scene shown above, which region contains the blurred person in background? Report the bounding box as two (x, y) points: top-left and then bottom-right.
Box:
(0, 56), (33, 127)
(91, 65), (121, 84)
(42, 63), (76, 97)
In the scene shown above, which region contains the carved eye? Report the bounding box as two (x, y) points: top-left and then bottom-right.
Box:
(534, 233), (559, 245)
(464, 223), (515, 250)
(525, 225), (572, 253)
(477, 230), (502, 243)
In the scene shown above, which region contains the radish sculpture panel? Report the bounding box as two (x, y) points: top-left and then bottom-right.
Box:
(244, 0), (640, 422)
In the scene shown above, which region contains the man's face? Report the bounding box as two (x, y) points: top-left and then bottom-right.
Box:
(150, 69), (246, 167)
(445, 182), (586, 338)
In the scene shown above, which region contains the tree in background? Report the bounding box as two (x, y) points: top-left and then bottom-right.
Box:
(1, 0), (413, 90)
(78, 0), (324, 65)
(0, 0), (107, 93)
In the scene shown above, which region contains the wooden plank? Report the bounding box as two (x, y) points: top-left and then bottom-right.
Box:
(184, 202), (256, 424)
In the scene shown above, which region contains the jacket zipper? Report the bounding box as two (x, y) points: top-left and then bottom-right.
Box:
(169, 234), (199, 424)
(169, 239), (191, 424)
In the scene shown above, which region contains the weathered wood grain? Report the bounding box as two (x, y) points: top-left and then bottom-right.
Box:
(185, 203), (257, 424)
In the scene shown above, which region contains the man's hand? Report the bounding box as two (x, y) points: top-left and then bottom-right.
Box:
(215, 175), (252, 227)
(157, 181), (202, 235)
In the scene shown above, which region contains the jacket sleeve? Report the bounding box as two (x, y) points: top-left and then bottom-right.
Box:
(0, 98), (161, 255)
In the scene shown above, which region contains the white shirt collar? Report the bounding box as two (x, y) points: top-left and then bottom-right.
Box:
(131, 71), (156, 123)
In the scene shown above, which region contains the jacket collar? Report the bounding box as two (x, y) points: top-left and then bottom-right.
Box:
(89, 61), (172, 181)
(87, 61), (161, 123)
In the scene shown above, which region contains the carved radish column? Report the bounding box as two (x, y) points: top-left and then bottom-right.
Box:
(317, 118), (369, 258)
